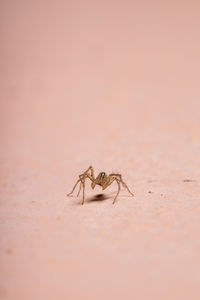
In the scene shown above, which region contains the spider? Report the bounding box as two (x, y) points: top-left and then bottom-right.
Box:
(67, 166), (134, 204)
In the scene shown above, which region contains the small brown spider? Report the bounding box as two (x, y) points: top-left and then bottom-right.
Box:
(67, 166), (134, 205)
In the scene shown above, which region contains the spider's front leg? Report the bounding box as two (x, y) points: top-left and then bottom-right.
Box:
(67, 174), (88, 204)
(79, 166), (95, 204)
(83, 166), (95, 181)
(67, 166), (95, 205)
(67, 179), (81, 197)
(82, 177), (86, 205)
(77, 180), (82, 197)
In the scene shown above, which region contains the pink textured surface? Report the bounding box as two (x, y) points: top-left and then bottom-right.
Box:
(1, 1), (200, 299)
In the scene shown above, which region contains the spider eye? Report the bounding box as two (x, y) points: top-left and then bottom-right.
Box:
(101, 172), (105, 177)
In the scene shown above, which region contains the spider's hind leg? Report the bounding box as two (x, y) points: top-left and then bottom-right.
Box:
(112, 179), (121, 204)
(121, 180), (134, 196)
(109, 173), (134, 196)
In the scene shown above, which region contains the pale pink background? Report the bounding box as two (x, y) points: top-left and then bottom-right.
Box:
(1, 1), (200, 299)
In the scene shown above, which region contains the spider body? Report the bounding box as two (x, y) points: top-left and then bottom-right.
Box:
(67, 166), (134, 205)
(91, 172), (109, 189)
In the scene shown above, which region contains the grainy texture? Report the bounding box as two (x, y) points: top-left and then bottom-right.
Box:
(1, 1), (200, 300)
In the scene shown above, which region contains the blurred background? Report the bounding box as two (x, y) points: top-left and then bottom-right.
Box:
(1, 1), (200, 299)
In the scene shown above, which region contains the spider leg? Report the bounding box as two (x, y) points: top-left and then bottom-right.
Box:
(121, 180), (134, 196)
(67, 166), (94, 197)
(112, 179), (120, 204)
(67, 179), (81, 196)
(82, 182), (85, 205)
(109, 173), (134, 196)
(79, 173), (93, 205)
(79, 166), (95, 204)
(77, 181), (82, 197)
(81, 175), (86, 205)
(67, 166), (95, 204)
(84, 166), (95, 181)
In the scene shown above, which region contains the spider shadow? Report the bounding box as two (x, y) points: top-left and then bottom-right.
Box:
(69, 190), (133, 205)
(68, 193), (112, 206)
(86, 193), (111, 203)
(86, 192), (132, 204)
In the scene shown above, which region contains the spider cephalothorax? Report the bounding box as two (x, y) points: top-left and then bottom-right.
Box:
(91, 172), (107, 189)
(67, 166), (134, 205)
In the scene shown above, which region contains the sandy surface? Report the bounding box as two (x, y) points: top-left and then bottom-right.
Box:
(1, 1), (200, 299)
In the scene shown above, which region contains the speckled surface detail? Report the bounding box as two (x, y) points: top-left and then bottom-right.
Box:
(1, 1), (200, 300)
